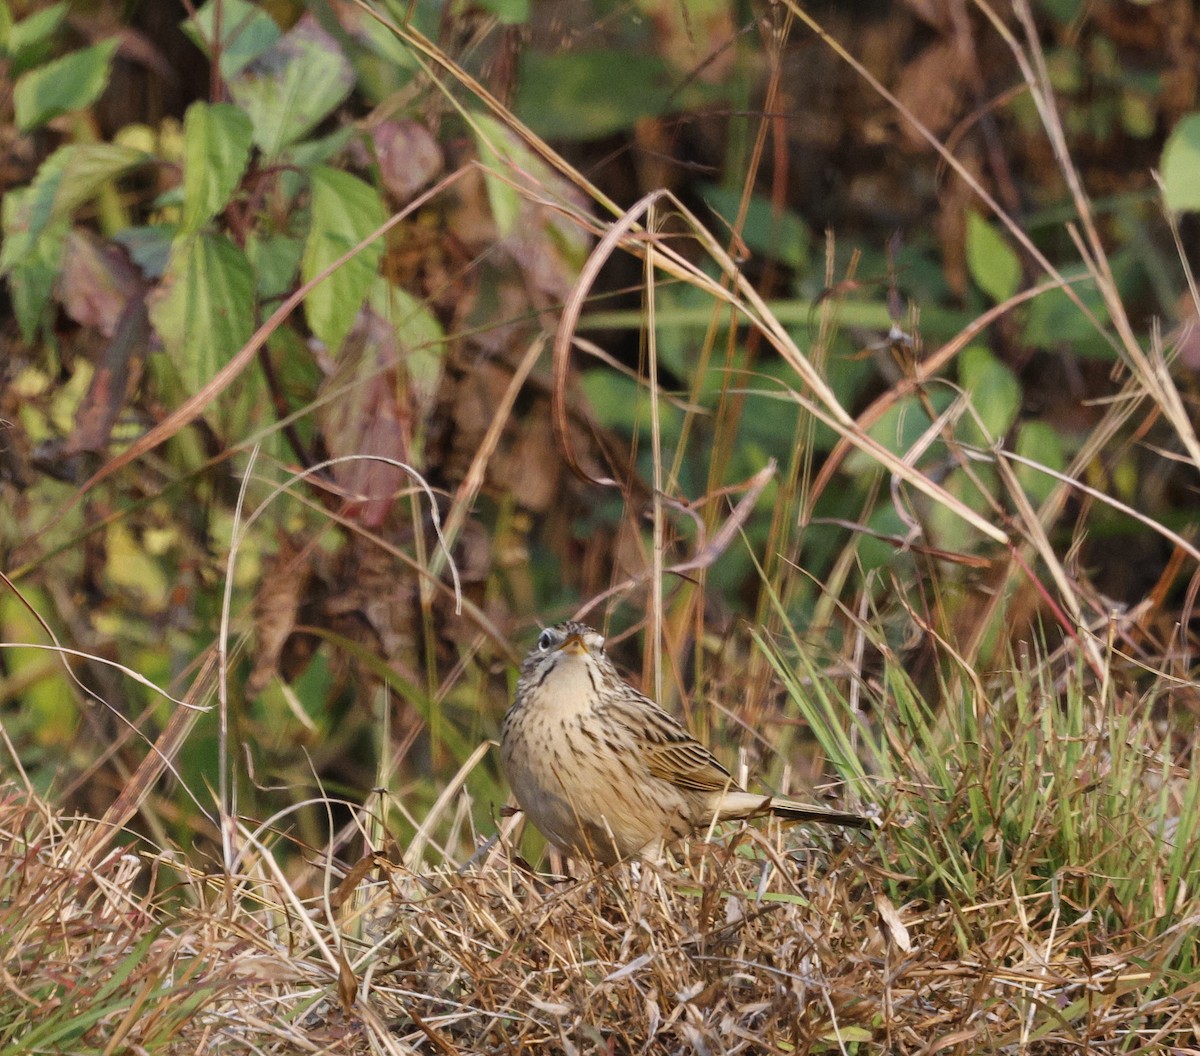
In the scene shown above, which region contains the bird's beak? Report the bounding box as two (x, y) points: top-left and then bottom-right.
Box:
(559, 633), (589, 655)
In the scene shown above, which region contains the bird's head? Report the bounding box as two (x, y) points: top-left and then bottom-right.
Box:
(520, 621), (607, 681)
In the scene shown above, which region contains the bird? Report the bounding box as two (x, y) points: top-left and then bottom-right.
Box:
(500, 621), (870, 864)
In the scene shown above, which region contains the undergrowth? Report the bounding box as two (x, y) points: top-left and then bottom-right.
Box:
(3, 636), (1197, 1052)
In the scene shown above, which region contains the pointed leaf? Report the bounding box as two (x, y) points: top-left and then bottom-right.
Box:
(959, 345), (1020, 445)
(0, 590), (77, 746)
(516, 49), (677, 140)
(966, 210), (1021, 305)
(372, 119), (443, 204)
(58, 228), (141, 336)
(301, 167), (384, 350)
(13, 37), (119, 132)
(317, 307), (408, 528)
(1014, 420), (1066, 506)
(148, 232), (255, 392)
(7, 2), (68, 74)
(180, 101), (253, 234)
(182, 0), (279, 79)
(1161, 112), (1200, 213)
(472, 112), (522, 236)
(0, 186), (65, 340)
(228, 15), (354, 157)
(0, 144), (147, 273)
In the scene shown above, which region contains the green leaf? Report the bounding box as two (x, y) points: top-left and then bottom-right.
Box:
(0, 590), (77, 746)
(581, 370), (684, 441)
(965, 210), (1021, 304)
(180, 101), (253, 234)
(114, 224), (176, 279)
(927, 463), (999, 551)
(471, 112), (522, 236)
(0, 187), (66, 340)
(858, 504), (912, 572)
(227, 15), (354, 157)
(1160, 112), (1200, 213)
(369, 280), (446, 430)
(699, 182), (810, 268)
(182, 0), (280, 79)
(247, 231), (302, 300)
(351, 10), (425, 105)
(959, 345), (1020, 445)
(148, 232), (256, 392)
(6, 2), (68, 74)
(1022, 273), (1115, 359)
(478, 0), (531, 23)
(516, 49), (680, 140)
(369, 281), (444, 356)
(105, 522), (170, 610)
(1038, 0), (1084, 21)
(1121, 81), (1157, 140)
(1014, 420), (1066, 506)
(13, 37), (119, 132)
(819, 1027), (874, 1044)
(275, 125), (356, 204)
(844, 390), (954, 477)
(301, 167), (385, 350)
(0, 144), (147, 274)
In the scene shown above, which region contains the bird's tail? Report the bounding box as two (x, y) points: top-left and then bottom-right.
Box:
(770, 797), (873, 828)
(719, 791), (873, 828)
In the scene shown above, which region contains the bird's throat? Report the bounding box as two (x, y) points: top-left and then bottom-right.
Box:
(535, 653), (602, 721)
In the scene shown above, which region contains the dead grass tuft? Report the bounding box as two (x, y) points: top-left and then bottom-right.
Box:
(0, 790), (223, 1053)
(4, 720), (1197, 1056)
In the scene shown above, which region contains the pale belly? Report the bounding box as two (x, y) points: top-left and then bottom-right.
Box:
(501, 710), (691, 863)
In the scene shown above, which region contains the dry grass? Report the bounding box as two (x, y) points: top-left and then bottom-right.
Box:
(0, 790), (222, 1053)
(4, 642), (1198, 1054)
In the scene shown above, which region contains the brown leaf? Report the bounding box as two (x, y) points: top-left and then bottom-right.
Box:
(247, 535), (313, 695)
(505, 409), (561, 513)
(372, 119), (443, 205)
(901, 0), (964, 32)
(336, 948), (357, 1014)
(66, 298), (148, 455)
(58, 229), (141, 337)
(894, 37), (974, 150)
(317, 309), (411, 529)
(1171, 293), (1200, 372)
(330, 853), (380, 913)
(638, 0), (737, 83)
(875, 892), (913, 953)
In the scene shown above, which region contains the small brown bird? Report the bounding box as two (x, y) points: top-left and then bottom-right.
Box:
(501, 621), (869, 864)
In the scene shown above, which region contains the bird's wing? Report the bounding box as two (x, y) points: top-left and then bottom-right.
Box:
(646, 738), (735, 792)
(606, 693), (738, 793)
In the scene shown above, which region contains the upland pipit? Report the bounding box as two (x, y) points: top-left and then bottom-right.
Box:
(501, 622), (869, 863)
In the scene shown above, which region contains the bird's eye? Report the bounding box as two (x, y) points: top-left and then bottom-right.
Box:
(537, 629), (556, 652)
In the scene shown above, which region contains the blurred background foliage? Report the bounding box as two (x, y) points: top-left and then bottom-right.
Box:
(1, 0), (1199, 866)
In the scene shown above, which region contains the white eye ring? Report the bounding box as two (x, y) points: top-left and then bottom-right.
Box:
(537, 629), (556, 652)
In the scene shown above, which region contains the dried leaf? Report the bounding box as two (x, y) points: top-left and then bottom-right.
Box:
(336, 947), (357, 1014)
(247, 535), (313, 695)
(317, 308), (410, 529)
(58, 228), (141, 337)
(876, 892), (913, 953)
(636, 0), (737, 83)
(894, 38), (973, 150)
(373, 118), (443, 205)
(66, 297), (148, 455)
